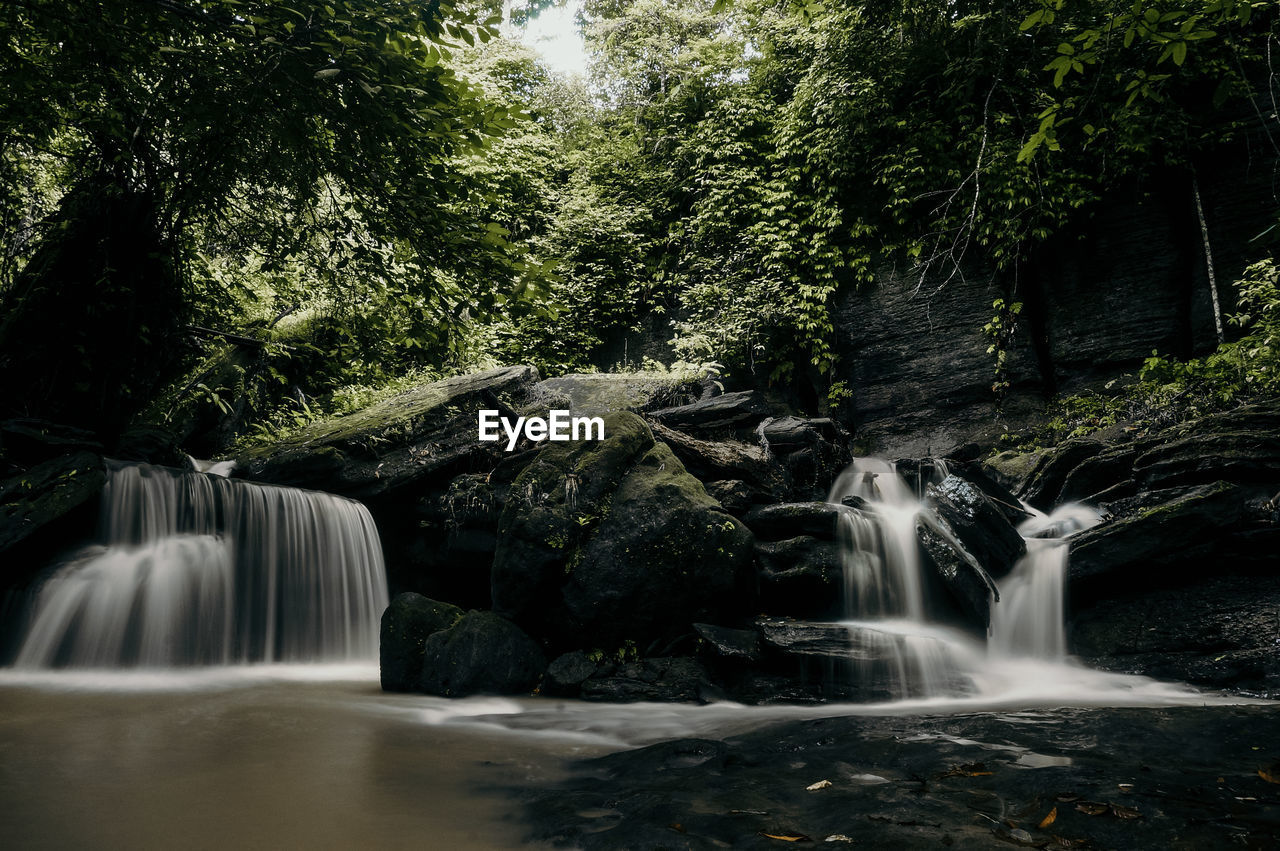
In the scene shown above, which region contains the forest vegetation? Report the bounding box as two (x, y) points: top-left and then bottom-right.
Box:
(0, 0), (1276, 449)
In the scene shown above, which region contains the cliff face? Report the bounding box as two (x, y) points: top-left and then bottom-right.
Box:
(832, 155), (1278, 457)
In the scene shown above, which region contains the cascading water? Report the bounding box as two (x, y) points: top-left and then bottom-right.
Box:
(13, 461), (389, 668)
(823, 457), (1188, 703)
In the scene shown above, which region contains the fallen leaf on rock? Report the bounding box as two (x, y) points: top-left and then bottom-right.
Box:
(668, 823), (686, 833)
(731, 809), (768, 816)
(991, 826), (1038, 847)
(1056, 794), (1080, 803)
(823, 835), (853, 843)
(1259, 764), (1280, 785)
(806, 780), (833, 791)
(759, 831), (812, 842)
(938, 761), (993, 779)
(1074, 800), (1142, 819)
(1038, 806), (1058, 828)
(1109, 803), (1142, 820)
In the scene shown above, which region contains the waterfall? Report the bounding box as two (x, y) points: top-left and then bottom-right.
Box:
(14, 461), (389, 668)
(825, 458), (1109, 701)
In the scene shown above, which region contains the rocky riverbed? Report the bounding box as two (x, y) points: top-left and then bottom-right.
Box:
(523, 705), (1280, 849)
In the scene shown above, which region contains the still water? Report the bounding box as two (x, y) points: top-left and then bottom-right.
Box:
(1, 662), (1243, 850)
(0, 668), (579, 850)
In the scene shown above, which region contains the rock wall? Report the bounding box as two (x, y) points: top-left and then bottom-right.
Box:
(833, 152), (1279, 457)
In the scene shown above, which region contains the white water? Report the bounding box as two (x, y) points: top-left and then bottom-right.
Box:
(824, 458), (1198, 703)
(13, 462), (389, 668)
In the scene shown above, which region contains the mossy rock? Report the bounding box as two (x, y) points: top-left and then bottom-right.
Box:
(379, 592), (464, 692)
(0, 451), (106, 587)
(419, 611), (546, 697)
(492, 411), (754, 649)
(237, 365), (539, 498)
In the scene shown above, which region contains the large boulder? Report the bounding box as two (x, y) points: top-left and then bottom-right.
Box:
(742, 502), (841, 541)
(1068, 481), (1248, 598)
(753, 535), (842, 617)
(491, 412), (754, 649)
(579, 657), (718, 703)
(648, 390), (772, 433)
(0, 450), (106, 589)
(237, 365), (540, 498)
(531, 373), (701, 415)
(420, 611), (546, 697)
(1071, 575), (1280, 696)
(648, 421), (783, 498)
(924, 475), (1026, 579)
(379, 592), (463, 692)
(915, 514), (1000, 630)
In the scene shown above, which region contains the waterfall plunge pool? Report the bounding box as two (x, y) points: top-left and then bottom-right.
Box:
(1, 665), (1270, 849)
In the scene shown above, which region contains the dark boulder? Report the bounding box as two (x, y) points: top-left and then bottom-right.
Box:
(693, 623), (762, 663)
(742, 502), (841, 541)
(532, 373), (699, 415)
(579, 656), (720, 703)
(1068, 481), (1248, 598)
(755, 618), (853, 660)
(915, 514), (1000, 630)
(379, 593), (463, 692)
(561, 441), (753, 647)
(492, 412), (753, 649)
(980, 448), (1049, 497)
(703, 479), (769, 517)
(648, 390), (772, 433)
(648, 421), (783, 497)
(237, 365), (540, 498)
(758, 416), (841, 451)
(754, 535), (842, 617)
(1071, 575), (1280, 696)
(0, 451), (106, 588)
(420, 611), (546, 697)
(925, 475), (1026, 579)
(1132, 431), (1280, 491)
(544, 650), (599, 696)
(1019, 439), (1106, 509)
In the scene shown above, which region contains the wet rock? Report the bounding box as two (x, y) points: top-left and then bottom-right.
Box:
(981, 448), (1048, 496)
(1132, 431), (1280, 490)
(648, 390), (772, 432)
(579, 656), (718, 703)
(703, 479), (768, 517)
(1071, 575), (1280, 695)
(758, 416), (841, 451)
(649, 421), (783, 497)
(238, 365), (540, 498)
(531, 372), (699, 416)
(1057, 446), (1139, 503)
(0, 451), (106, 587)
(756, 618), (853, 659)
(492, 412), (753, 649)
(1068, 481), (1248, 595)
(420, 611), (546, 697)
(743, 502), (841, 541)
(754, 536), (842, 618)
(544, 650), (599, 696)
(525, 706), (1280, 849)
(925, 475), (1026, 579)
(1, 419), (103, 468)
(915, 514), (999, 630)
(112, 424), (190, 468)
(379, 592), (463, 692)
(1020, 439), (1106, 509)
(693, 623), (762, 663)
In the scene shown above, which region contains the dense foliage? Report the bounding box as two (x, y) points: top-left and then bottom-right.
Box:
(0, 0), (1276, 445)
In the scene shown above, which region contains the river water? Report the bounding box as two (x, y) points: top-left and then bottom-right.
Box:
(2, 662), (1252, 850)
